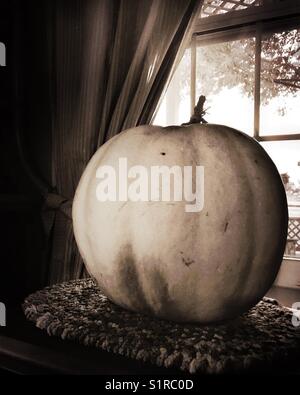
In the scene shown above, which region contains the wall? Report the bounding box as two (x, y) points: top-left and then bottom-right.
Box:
(274, 258), (300, 289)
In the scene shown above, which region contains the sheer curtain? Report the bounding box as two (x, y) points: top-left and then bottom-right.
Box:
(21, 0), (202, 284)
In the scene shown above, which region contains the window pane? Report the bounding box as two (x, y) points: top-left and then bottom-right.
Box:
(261, 141), (300, 258)
(260, 28), (300, 135)
(196, 37), (255, 135)
(153, 49), (191, 126)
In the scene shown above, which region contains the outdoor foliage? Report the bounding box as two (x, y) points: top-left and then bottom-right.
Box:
(179, 28), (300, 111)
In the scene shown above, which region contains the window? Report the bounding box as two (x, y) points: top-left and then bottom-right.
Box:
(153, 49), (191, 126)
(195, 36), (255, 135)
(260, 29), (300, 136)
(153, 1), (300, 259)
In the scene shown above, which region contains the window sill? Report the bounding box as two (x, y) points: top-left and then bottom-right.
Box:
(283, 256), (300, 262)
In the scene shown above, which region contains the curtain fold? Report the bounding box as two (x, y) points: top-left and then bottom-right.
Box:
(24, 0), (203, 285)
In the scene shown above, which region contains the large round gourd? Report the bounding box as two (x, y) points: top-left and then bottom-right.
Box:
(72, 124), (288, 323)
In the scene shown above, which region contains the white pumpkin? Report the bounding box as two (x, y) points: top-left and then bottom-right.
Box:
(72, 124), (288, 323)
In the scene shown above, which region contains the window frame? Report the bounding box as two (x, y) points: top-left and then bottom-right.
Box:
(191, 1), (300, 141)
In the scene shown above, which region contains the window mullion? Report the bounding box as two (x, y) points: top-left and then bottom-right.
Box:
(254, 24), (262, 139)
(190, 35), (196, 116)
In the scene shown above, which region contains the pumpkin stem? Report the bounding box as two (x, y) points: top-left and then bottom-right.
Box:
(182, 95), (208, 126)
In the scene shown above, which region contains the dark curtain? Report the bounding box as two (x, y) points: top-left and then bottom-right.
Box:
(20, 0), (202, 285)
